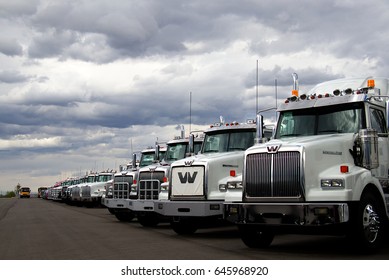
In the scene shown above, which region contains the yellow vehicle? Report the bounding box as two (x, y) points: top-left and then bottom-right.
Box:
(19, 187), (31, 198)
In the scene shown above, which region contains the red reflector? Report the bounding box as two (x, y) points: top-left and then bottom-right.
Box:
(133, 179), (137, 184)
(340, 165), (349, 173)
(163, 177), (168, 183)
(230, 170), (236, 177)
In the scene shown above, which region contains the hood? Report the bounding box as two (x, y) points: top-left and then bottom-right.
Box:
(171, 151), (244, 167)
(247, 133), (357, 192)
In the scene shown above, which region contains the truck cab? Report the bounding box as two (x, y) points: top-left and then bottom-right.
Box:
(129, 132), (203, 227)
(225, 77), (389, 252)
(155, 118), (271, 234)
(105, 147), (166, 222)
(80, 171), (114, 207)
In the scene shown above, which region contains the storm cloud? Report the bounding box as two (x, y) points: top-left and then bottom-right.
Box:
(1, 0), (388, 191)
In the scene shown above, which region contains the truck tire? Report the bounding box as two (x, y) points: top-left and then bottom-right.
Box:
(170, 219), (198, 235)
(238, 225), (274, 248)
(349, 192), (386, 252)
(138, 213), (159, 227)
(114, 212), (135, 222)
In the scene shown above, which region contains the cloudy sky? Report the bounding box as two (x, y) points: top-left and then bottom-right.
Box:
(1, 0), (388, 192)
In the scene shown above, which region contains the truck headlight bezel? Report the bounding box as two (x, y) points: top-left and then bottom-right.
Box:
(226, 181), (243, 189)
(321, 179), (345, 189)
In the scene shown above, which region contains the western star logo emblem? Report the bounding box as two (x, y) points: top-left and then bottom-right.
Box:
(178, 172), (198, 184)
(266, 144), (281, 153)
(184, 160), (194, 166)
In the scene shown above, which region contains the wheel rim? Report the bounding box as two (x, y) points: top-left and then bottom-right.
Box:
(362, 204), (380, 243)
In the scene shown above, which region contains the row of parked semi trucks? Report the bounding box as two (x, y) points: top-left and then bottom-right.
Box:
(45, 76), (389, 252)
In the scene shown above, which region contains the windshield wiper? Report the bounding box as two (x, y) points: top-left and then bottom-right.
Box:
(204, 149), (219, 153)
(280, 133), (301, 137)
(318, 129), (342, 134)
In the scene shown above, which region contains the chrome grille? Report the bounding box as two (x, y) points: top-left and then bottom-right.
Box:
(139, 180), (160, 200)
(138, 171), (164, 200)
(113, 175), (133, 199)
(81, 186), (91, 198)
(245, 151), (303, 198)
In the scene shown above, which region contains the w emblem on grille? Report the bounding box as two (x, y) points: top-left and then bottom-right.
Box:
(178, 172), (198, 184)
(266, 144), (281, 153)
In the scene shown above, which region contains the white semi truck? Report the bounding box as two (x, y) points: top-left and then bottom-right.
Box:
(155, 118), (272, 234)
(225, 77), (389, 252)
(105, 147), (166, 222)
(129, 131), (203, 227)
(80, 170), (114, 207)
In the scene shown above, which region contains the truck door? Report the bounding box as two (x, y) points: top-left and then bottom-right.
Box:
(369, 107), (389, 181)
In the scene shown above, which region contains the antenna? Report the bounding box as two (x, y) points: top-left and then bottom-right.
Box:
(189, 91), (192, 133)
(275, 78), (278, 121)
(256, 59), (259, 114)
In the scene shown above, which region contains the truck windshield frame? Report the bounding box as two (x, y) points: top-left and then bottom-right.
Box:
(202, 129), (255, 153)
(275, 103), (366, 139)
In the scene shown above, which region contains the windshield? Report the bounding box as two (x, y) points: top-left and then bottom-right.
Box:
(194, 142), (202, 154)
(202, 129), (255, 153)
(87, 175), (96, 183)
(165, 143), (188, 162)
(276, 103), (365, 138)
(139, 152), (155, 167)
(98, 175), (112, 182)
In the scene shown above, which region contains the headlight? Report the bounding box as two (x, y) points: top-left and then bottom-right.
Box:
(321, 179), (344, 189)
(160, 182), (169, 191)
(227, 181), (243, 189)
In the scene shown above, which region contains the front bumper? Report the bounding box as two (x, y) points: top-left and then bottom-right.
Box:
(224, 202), (349, 226)
(155, 201), (224, 217)
(104, 198), (128, 209)
(128, 200), (155, 212)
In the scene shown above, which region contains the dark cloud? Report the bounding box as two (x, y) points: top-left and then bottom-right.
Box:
(0, 38), (23, 56)
(0, 70), (32, 83)
(1, 0), (389, 190)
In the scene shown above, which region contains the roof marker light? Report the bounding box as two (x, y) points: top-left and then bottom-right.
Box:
(300, 94), (307, 100)
(290, 96), (298, 102)
(333, 89), (341, 96)
(344, 88), (353, 95)
(367, 79), (375, 88)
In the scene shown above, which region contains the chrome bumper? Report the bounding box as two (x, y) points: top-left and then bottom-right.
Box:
(224, 202), (349, 226)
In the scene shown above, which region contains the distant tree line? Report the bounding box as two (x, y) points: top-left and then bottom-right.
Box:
(0, 191), (16, 198)
(0, 183), (21, 198)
